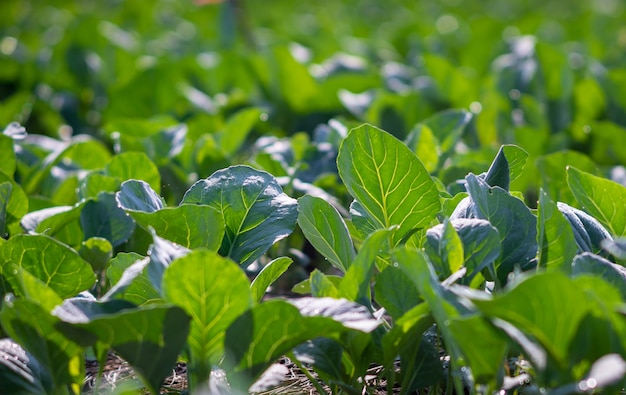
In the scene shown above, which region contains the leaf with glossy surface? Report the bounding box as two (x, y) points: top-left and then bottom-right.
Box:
(116, 180), (164, 213)
(484, 145), (528, 190)
(424, 219), (464, 279)
(466, 174), (537, 283)
(537, 191), (577, 271)
(162, 249), (253, 382)
(181, 166), (298, 267)
(298, 195), (355, 272)
(0, 234), (95, 299)
(80, 192), (136, 248)
(337, 124), (441, 245)
(567, 166), (626, 237)
(250, 257), (293, 303)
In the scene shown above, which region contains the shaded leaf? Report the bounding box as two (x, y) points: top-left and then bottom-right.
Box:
(20, 202), (86, 247)
(78, 237), (113, 272)
(572, 252), (626, 300)
(104, 253), (161, 306)
(374, 266), (421, 320)
(80, 192), (136, 248)
(146, 232), (190, 294)
(0, 338), (53, 395)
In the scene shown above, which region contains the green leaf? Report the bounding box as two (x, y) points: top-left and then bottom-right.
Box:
(422, 109), (472, 153)
(297, 195), (355, 272)
(374, 266), (421, 320)
(572, 253), (626, 300)
(0, 170), (28, 237)
(0, 338), (53, 395)
(105, 152), (161, 194)
(162, 250), (253, 382)
(80, 192), (136, 247)
(0, 182), (11, 238)
(0, 134), (16, 177)
(567, 166), (626, 237)
(537, 190), (577, 272)
(310, 269), (341, 298)
(145, 232), (189, 294)
(536, 151), (598, 206)
(116, 180), (164, 213)
(20, 202), (86, 247)
(127, 205), (225, 250)
(293, 338), (345, 386)
(339, 228), (393, 306)
(484, 145), (529, 190)
(0, 298), (84, 392)
(465, 173), (537, 284)
(218, 107), (262, 156)
(78, 237), (113, 272)
(104, 253), (162, 306)
(399, 335), (444, 393)
(78, 173), (121, 200)
(225, 297), (378, 391)
(337, 124), (441, 245)
(250, 257), (293, 303)
(181, 165), (298, 267)
(7, 265), (63, 312)
(54, 300), (190, 395)
(472, 272), (591, 367)
(451, 219), (500, 282)
(404, 124), (439, 173)
(424, 219), (464, 279)
(382, 302), (433, 365)
(0, 234), (95, 299)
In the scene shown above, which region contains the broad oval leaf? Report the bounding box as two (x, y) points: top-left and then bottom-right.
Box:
(20, 202), (86, 247)
(337, 124), (441, 244)
(162, 249), (253, 377)
(0, 234), (95, 299)
(297, 195), (355, 273)
(567, 166), (626, 237)
(181, 165), (298, 267)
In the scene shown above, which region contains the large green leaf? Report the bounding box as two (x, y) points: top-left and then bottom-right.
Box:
(80, 192), (136, 247)
(557, 202), (612, 255)
(465, 173), (537, 284)
(337, 124), (441, 245)
(374, 266), (421, 320)
(424, 219), (464, 279)
(0, 298), (84, 393)
(162, 249), (253, 384)
(0, 134), (16, 177)
(181, 165), (298, 267)
(537, 190), (577, 271)
(421, 109), (472, 153)
(297, 195), (355, 273)
(572, 253), (626, 300)
(217, 107), (262, 157)
(567, 166), (626, 237)
(0, 234), (95, 299)
(115, 180), (164, 213)
(472, 272), (591, 368)
(54, 300), (190, 395)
